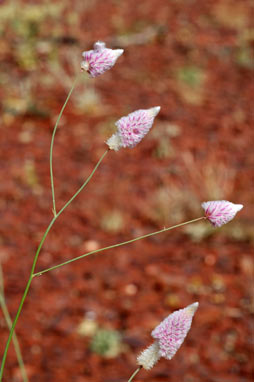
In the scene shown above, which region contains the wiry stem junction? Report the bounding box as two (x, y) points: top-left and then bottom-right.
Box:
(0, 145), (108, 380)
(33, 217), (206, 276)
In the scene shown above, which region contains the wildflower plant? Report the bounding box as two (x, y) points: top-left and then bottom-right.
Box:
(130, 303), (199, 379)
(0, 41), (244, 382)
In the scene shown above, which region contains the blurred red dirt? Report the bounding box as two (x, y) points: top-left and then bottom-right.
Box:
(0, 0), (253, 381)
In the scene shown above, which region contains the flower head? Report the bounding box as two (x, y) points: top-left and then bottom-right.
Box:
(137, 302), (198, 370)
(202, 200), (243, 227)
(81, 41), (124, 77)
(106, 107), (160, 151)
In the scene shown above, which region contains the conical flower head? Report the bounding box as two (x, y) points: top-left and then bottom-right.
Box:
(81, 41), (124, 77)
(137, 303), (198, 370)
(202, 200), (243, 228)
(151, 302), (199, 360)
(106, 107), (160, 151)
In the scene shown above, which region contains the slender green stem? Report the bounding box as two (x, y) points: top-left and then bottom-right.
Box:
(56, 149), (109, 217)
(50, 74), (81, 217)
(33, 216), (206, 277)
(128, 366), (142, 382)
(0, 217), (56, 381)
(0, 265), (28, 382)
(0, 150), (109, 380)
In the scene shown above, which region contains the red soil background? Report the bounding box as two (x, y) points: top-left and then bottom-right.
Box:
(0, 0), (253, 381)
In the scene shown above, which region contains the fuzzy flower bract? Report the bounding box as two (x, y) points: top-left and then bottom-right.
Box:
(106, 107), (160, 151)
(81, 41), (124, 77)
(202, 200), (243, 227)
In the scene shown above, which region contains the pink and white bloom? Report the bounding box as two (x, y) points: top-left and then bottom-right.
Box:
(202, 200), (243, 228)
(137, 302), (198, 370)
(81, 41), (124, 77)
(106, 107), (160, 151)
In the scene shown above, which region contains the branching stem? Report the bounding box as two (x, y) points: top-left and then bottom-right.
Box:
(33, 216), (206, 277)
(0, 149), (109, 380)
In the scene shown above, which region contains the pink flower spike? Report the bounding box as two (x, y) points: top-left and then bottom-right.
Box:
(202, 200), (243, 228)
(151, 302), (198, 360)
(106, 106), (161, 151)
(137, 302), (198, 370)
(81, 41), (124, 77)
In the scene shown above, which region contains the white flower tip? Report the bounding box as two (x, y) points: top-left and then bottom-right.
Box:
(94, 41), (106, 51)
(186, 302), (199, 315)
(93, 41), (124, 57)
(235, 204), (244, 212)
(137, 342), (160, 370)
(81, 60), (90, 71)
(106, 133), (122, 151)
(149, 106), (161, 118)
(114, 49), (124, 59)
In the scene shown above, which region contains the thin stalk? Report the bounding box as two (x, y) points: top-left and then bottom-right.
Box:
(0, 217), (55, 381)
(50, 74), (81, 217)
(56, 149), (109, 216)
(127, 366), (142, 382)
(0, 265), (28, 382)
(33, 216), (206, 277)
(0, 149), (108, 380)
